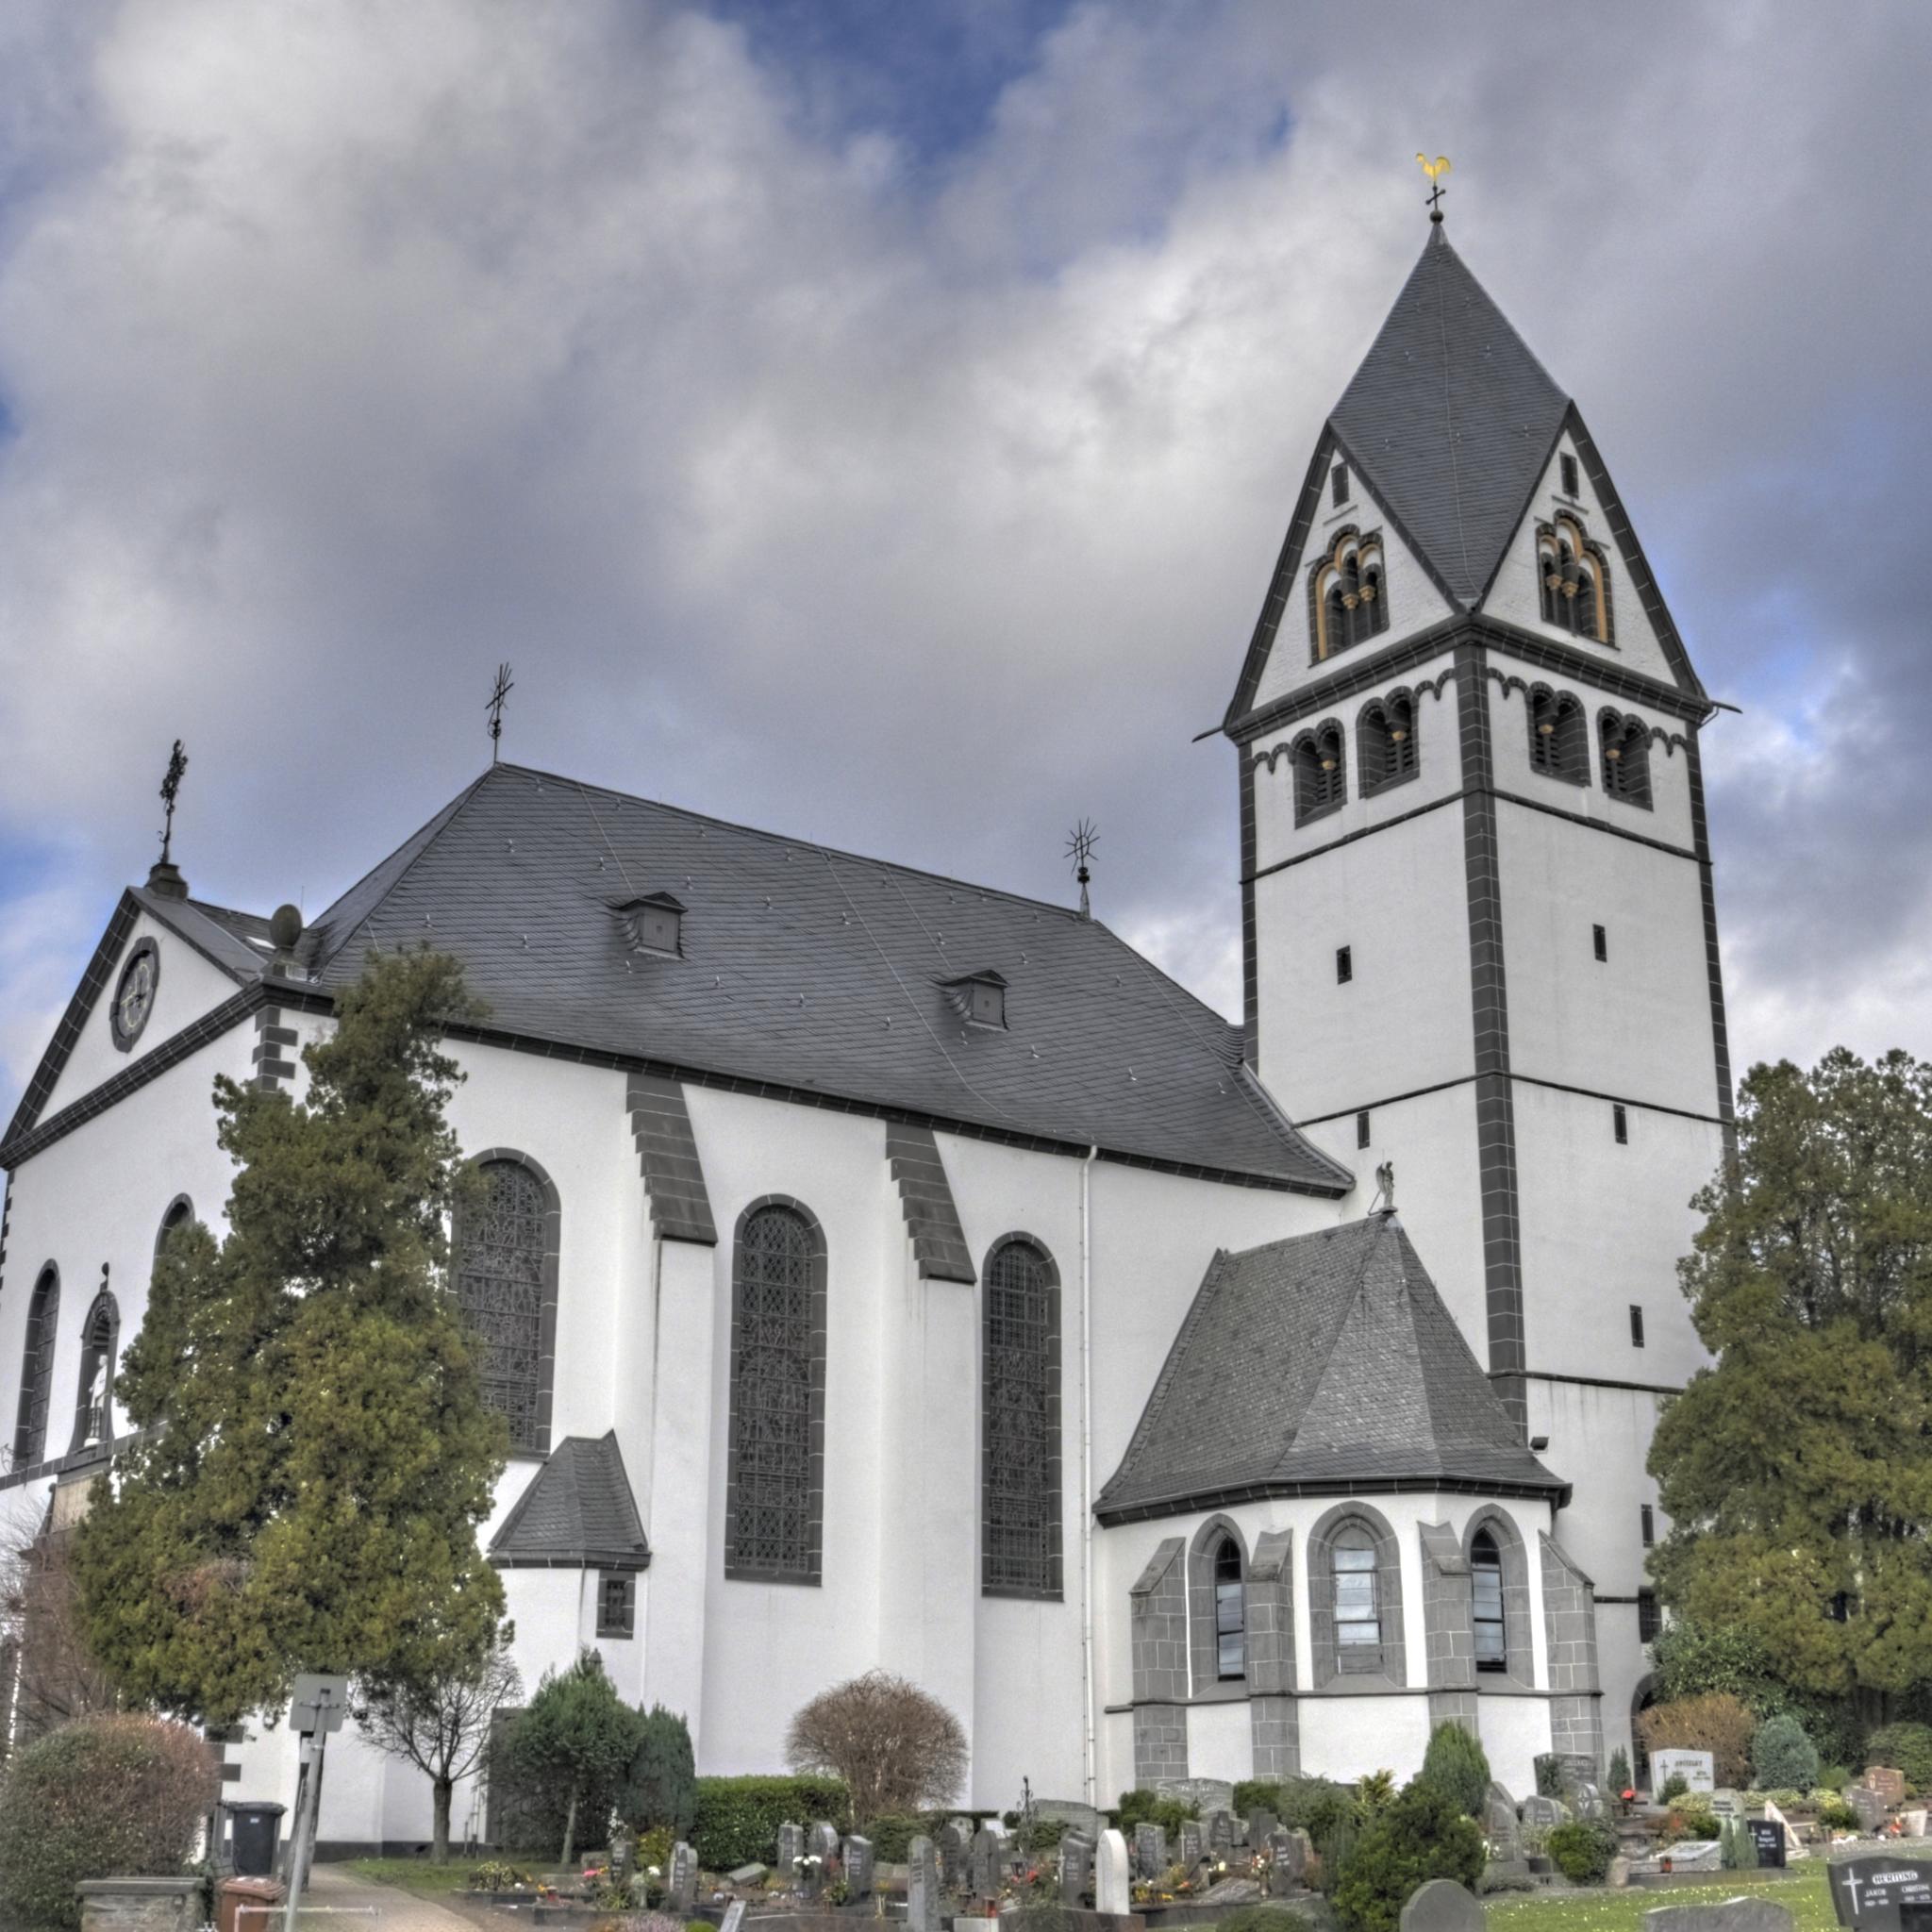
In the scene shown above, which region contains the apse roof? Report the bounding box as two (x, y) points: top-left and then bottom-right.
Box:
(1096, 1213), (1567, 1522)
(291, 762), (1351, 1193)
(1330, 225), (1571, 608)
(488, 1432), (650, 1571)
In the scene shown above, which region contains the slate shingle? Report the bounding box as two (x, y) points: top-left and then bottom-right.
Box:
(1096, 1214), (1566, 1522)
(488, 1431), (650, 1570)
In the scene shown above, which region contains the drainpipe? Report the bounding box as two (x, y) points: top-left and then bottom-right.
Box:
(1079, 1145), (1099, 1806)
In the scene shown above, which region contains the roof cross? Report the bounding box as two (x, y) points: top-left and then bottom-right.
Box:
(158, 740), (188, 865)
(1066, 819), (1098, 920)
(485, 662), (514, 764)
(1417, 153), (1450, 223)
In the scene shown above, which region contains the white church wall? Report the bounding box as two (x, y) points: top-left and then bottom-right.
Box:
(1185, 1695), (1253, 1785)
(1253, 798), (1474, 1121)
(1593, 1595), (1649, 1774)
(1493, 801), (1719, 1117)
(1248, 475), (1454, 717)
(1530, 1378), (1669, 1603)
(1481, 433), (1683, 692)
(39, 914), (244, 1124)
(1476, 1696), (1554, 1796)
(1297, 1693), (1431, 1782)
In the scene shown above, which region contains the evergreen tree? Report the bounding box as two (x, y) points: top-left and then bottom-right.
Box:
(72, 948), (507, 1724)
(1417, 1720), (1491, 1819)
(1649, 1049), (1932, 1719)
(626, 1704), (697, 1838)
(510, 1651), (643, 1865)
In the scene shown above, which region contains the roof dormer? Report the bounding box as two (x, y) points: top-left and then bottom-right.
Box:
(941, 968), (1008, 1030)
(610, 891), (685, 958)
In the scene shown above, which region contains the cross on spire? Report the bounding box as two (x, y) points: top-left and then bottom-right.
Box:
(1416, 152), (1450, 223)
(486, 662), (514, 764)
(158, 740), (188, 865)
(1066, 819), (1098, 920)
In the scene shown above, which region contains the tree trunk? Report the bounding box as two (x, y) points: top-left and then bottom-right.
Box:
(561, 1789), (579, 1869)
(433, 1776), (453, 1865)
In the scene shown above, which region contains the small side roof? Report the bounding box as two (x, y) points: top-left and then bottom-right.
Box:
(1096, 1213), (1567, 1523)
(488, 1432), (650, 1572)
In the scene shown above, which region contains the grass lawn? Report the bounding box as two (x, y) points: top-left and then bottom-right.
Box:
(341, 1857), (479, 1895)
(1488, 1866), (1837, 1932)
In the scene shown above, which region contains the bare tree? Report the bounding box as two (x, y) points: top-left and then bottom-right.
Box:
(0, 1499), (120, 1757)
(356, 1625), (522, 1862)
(785, 1670), (967, 1824)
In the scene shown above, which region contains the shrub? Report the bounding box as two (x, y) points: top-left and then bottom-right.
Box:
(1636, 1693), (1755, 1789)
(1312, 1816), (1357, 1897)
(1330, 1779), (1483, 1932)
(786, 1672), (966, 1822)
(0, 1714), (218, 1929)
(1817, 1797), (1859, 1831)
(1607, 1747), (1632, 1796)
(508, 1652), (644, 1864)
(1822, 1766), (1854, 1791)
(1659, 1774), (1689, 1802)
(1533, 1756), (1565, 1798)
(1545, 1819), (1618, 1885)
(627, 1706), (698, 1838)
(1117, 1790), (1199, 1836)
(1753, 1713), (1819, 1792)
(691, 1774), (851, 1869)
(1867, 1723), (1932, 1792)
(1356, 1771), (1397, 1816)
(1213, 1911), (1321, 1932)
(863, 1814), (937, 1862)
(1237, 1776), (1357, 1842)
(1418, 1724), (1491, 1820)
(1479, 1864), (1537, 1894)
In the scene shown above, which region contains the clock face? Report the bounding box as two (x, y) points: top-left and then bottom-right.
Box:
(110, 941), (159, 1050)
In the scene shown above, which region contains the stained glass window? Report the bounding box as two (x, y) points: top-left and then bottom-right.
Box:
(12, 1269), (58, 1466)
(1472, 1527), (1507, 1673)
(455, 1160), (549, 1454)
(983, 1239), (1060, 1596)
(727, 1205), (821, 1581)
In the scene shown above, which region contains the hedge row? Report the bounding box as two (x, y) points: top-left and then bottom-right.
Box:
(692, 1775), (852, 1869)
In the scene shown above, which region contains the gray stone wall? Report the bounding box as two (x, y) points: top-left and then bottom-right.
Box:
(1187, 1518), (1246, 1695)
(1129, 1536), (1189, 1784)
(1540, 1532), (1604, 1770)
(1132, 1701), (1189, 1785)
(1419, 1521), (1474, 1692)
(1249, 1693), (1301, 1776)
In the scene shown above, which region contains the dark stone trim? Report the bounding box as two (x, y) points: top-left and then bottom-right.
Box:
(887, 1122), (974, 1283)
(1456, 641), (1526, 1431)
(1683, 733), (1737, 1142)
(1461, 1504), (1535, 1688)
(627, 1073), (719, 1245)
(980, 1233), (1063, 1600)
(491, 1552), (651, 1573)
(1186, 1514), (1248, 1695)
(724, 1194), (827, 1586)
(1240, 753), (1258, 1067)
(458, 1149), (562, 1458)
(1527, 1370), (1681, 1398)
(3, 979), (1348, 1197)
(1093, 1466), (1569, 1527)
(108, 938), (161, 1052)
(11, 1264), (59, 1467)
(1298, 1071), (1725, 1133)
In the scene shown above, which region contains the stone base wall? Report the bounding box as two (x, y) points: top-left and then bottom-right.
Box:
(1249, 1694), (1300, 1777)
(1132, 1703), (1189, 1786)
(77, 1877), (203, 1932)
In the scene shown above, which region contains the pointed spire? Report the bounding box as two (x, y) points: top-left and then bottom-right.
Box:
(1330, 230), (1570, 607)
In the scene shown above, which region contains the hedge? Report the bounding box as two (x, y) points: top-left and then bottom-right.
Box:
(692, 1775), (852, 1869)
(1867, 1724), (1932, 1794)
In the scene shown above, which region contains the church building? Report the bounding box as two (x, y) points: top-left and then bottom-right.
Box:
(0, 222), (1731, 1851)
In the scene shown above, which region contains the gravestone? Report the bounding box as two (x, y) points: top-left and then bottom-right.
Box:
(1199, 1877), (1266, 1905)
(610, 1823), (635, 1889)
(1866, 1771), (1908, 1808)
(907, 1838), (942, 1932)
(1158, 1777), (1236, 1814)
(1037, 1800), (1104, 1840)
(727, 1866), (766, 1887)
(776, 1822), (805, 1883)
(1267, 1828), (1307, 1895)
(1748, 1821), (1789, 1870)
(1097, 1830), (1131, 1917)
(844, 1835), (874, 1902)
(1248, 1807), (1280, 1846)
(809, 1822), (842, 1867)
(1763, 1801), (1805, 1861)
(1653, 1750), (1718, 1795)
(1709, 1790), (1742, 1820)
(1851, 1790), (1891, 1833)
(668, 1842), (698, 1916)
(1664, 1841), (1724, 1873)
(1399, 1877), (1484, 1932)
(720, 1904), (747, 1932)
(1574, 1783), (1607, 1822)
(1521, 1794), (1572, 1831)
(1206, 1809), (1237, 1855)
(1485, 1785), (1520, 1857)
(1906, 1811), (1929, 1839)
(1830, 1854), (1932, 1930)
(1058, 1833), (1095, 1907)
(1178, 1823), (1205, 1871)
(937, 1820), (971, 1892)
(970, 1823), (1007, 1902)
(1135, 1823), (1168, 1879)
(1644, 1902), (1797, 1932)
(1607, 1857), (1632, 1890)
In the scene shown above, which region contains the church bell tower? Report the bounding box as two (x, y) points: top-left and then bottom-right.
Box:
(1221, 221), (1733, 1759)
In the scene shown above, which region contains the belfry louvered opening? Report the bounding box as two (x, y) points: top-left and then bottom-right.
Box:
(1358, 691), (1419, 794)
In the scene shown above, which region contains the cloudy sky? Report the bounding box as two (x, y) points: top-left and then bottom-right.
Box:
(0, 0), (1925, 1140)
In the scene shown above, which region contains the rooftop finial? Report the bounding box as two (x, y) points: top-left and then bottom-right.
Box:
(146, 739), (191, 899)
(1066, 818), (1099, 920)
(486, 662), (514, 764)
(1416, 153), (1450, 224)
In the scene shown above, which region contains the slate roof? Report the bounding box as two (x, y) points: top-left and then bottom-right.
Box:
(488, 1432), (650, 1570)
(293, 762), (1351, 1192)
(1331, 225), (1570, 608)
(1096, 1213), (1566, 1522)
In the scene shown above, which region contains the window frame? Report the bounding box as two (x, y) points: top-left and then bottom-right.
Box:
(70, 1287), (119, 1457)
(1630, 1304), (1646, 1348)
(453, 1152), (561, 1458)
(596, 1570), (637, 1639)
(1307, 528), (1390, 663)
(981, 1235), (1063, 1601)
(1357, 691), (1420, 797)
(12, 1266), (59, 1468)
(1186, 1516), (1249, 1695)
(1599, 709), (1655, 809)
(1471, 1526), (1507, 1674)
(724, 1196), (828, 1586)
(1536, 514), (1613, 645)
(1593, 924), (1608, 963)
(1309, 1503), (1405, 1686)
(1336, 945), (1353, 985)
(1291, 721), (1347, 825)
(1527, 686), (1591, 786)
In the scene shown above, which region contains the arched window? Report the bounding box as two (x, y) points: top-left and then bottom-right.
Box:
(156, 1196), (194, 1252)
(71, 1289), (119, 1455)
(1310, 529), (1390, 661)
(1537, 516), (1611, 643)
(1334, 1529), (1381, 1664)
(1214, 1539), (1246, 1679)
(1293, 722), (1347, 825)
(1600, 712), (1653, 808)
(453, 1156), (558, 1456)
(1309, 1503), (1405, 1685)
(1528, 687), (1589, 785)
(1187, 1517), (1247, 1690)
(725, 1200), (826, 1584)
(982, 1237), (1061, 1598)
(1358, 692), (1419, 794)
(12, 1268), (58, 1468)
(1472, 1526), (1507, 1674)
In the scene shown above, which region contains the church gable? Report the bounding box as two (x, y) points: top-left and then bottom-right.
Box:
(1237, 446), (1457, 719)
(1478, 409), (1704, 695)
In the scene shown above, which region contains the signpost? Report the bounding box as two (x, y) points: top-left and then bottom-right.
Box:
(282, 1674), (349, 1932)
